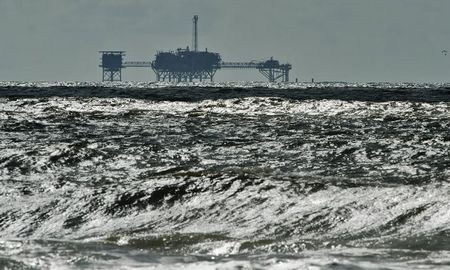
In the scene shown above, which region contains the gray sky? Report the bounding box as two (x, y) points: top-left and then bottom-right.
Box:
(1, 0), (450, 82)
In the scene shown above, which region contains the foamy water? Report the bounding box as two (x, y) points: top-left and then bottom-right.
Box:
(0, 82), (449, 269)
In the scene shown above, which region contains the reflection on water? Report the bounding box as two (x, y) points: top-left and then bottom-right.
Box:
(0, 82), (449, 269)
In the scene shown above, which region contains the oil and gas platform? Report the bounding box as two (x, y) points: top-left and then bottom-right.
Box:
(100, 16), (292, 83)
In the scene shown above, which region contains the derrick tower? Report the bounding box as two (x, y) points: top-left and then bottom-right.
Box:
(151, 15), (221, 82)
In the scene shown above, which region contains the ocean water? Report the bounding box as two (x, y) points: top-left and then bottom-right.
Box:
(0, 81), (449, 269)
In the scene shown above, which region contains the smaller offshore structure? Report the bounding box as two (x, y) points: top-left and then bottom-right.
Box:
(100, 16), (291, 83)
(99, 51), (125, 82)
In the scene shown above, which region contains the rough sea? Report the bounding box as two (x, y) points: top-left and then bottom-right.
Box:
(0, 81), (449, 270)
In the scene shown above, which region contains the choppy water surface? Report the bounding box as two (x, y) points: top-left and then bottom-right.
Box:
(0, 82), (450, 269)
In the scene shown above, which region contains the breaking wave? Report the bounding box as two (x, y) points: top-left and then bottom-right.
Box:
(0, 82), (449, 269)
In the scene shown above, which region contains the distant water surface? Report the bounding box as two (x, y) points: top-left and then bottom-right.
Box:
(0, 82), (449, 269)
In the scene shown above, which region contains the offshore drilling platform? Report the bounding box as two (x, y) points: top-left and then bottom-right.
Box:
(100, 16), (292, 83)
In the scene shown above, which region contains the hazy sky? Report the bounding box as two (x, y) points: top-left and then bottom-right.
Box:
(1, 0), (450, 82)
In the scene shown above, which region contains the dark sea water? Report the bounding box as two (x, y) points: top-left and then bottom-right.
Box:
(0, 82), (450, 269)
